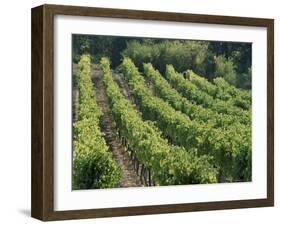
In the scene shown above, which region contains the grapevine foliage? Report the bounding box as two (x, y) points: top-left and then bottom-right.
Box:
(120, 58), (251, 182)
(73, 54), (121, 189)
(101, 57), (218, 185)
(184, 69), (251, 110)
(144, 63), (247, 128)
(165, 65), (251, 125)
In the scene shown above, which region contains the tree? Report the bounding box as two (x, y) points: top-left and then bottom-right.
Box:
(214, 55), (237, 86)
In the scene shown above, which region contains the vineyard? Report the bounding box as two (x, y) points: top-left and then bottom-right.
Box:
(72, 53), (252, 190)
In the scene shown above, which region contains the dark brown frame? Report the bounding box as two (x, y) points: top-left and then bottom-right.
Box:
(31, 4), (274, 221)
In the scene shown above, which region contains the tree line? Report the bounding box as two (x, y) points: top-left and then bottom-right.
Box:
(73, 34), (251, 89)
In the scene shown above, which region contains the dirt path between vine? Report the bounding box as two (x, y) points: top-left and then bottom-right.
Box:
(92, 65), (142, 188)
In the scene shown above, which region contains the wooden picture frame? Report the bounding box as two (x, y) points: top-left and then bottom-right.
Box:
(31, 4), (274, 221)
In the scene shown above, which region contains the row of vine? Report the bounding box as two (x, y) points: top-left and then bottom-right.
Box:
(73, 54), (121, 189)
(165, 65), (251, 124)
(183, 69), (251, 110)
(143, 63), (248, 128)
(120, 58), (251, 182)
(101, 57), (218, 185)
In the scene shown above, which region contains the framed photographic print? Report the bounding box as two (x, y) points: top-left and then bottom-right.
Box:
(31, 4), (274, 221)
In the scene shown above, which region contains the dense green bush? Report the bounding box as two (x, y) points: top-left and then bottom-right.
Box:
(236, 67), (252, 90)
(214, 55), (237, 86)
(73, 34), (252, 89)
(122, 40), (211, 76)
(122, 40), (252, 90)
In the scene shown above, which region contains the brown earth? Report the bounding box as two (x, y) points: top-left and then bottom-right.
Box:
(91, 65), (143, 188)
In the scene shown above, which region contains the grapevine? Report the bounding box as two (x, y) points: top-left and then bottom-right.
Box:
(73, 54), (122, 189)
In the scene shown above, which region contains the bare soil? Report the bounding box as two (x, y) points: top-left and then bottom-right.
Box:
(92, 65), (142, 188)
